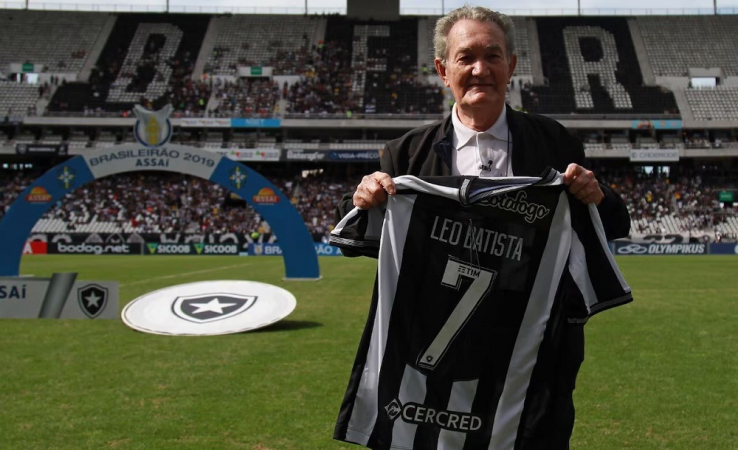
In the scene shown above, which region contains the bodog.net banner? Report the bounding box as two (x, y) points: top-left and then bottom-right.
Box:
(48, 242), (143, 255)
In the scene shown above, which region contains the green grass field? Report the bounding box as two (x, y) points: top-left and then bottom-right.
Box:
(0, 255), (736, 450)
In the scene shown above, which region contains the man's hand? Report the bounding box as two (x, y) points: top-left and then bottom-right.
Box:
(353, 172), (396, 210)
(563, 163), (604, 205)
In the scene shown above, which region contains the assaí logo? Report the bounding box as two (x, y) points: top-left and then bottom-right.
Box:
(252, 187), (280, 205)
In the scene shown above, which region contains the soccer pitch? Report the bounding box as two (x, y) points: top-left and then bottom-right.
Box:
(0, 255), (735, 449)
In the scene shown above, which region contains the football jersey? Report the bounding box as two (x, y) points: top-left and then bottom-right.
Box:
(329, 170), (632, 450)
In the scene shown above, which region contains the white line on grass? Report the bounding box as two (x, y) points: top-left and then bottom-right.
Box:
(119, 263), (255, 288)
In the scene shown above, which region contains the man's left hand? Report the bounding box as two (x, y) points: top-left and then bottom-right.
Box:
(563, 163), (604, 205)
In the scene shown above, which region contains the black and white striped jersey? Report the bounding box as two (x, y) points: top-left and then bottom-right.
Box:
(330, 170), (632, 450)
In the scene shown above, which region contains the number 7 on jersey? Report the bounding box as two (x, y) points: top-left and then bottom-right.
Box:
(417, 257), (497, 370)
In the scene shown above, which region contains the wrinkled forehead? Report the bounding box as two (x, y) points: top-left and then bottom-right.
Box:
(447, 19), (509, 57)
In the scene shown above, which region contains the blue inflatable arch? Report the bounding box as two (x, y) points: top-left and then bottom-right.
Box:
(0, 145), (320, 279)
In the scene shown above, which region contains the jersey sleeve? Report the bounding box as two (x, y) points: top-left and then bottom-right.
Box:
(566, 201), (633, 323)
(329, 205), (386, 258)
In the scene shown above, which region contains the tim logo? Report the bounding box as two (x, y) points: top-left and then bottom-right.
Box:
(133, 104), (173, 147)
(172, 294), (257, 324)
(77, 284), (108, 318)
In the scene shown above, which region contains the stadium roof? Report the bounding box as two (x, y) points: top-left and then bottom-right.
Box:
(2, 0), (737, 15)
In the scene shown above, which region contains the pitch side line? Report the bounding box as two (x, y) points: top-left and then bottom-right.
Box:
(119, 262), (254, 288)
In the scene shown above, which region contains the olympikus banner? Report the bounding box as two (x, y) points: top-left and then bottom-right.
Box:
(0, 105), (318, 279)
(614, 242), (708, 255)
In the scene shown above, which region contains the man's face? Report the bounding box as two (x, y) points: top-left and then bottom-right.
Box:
(436, 19), (517, 116)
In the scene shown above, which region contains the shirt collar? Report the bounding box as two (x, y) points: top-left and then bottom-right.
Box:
(451, 103), (508, 150)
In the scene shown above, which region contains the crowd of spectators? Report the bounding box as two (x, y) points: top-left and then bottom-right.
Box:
(209, 78), (280, 118)
(604, 165), (738, 241)
(1, 167), (736, 242)
(284, 41), (363, 116)
(0, 169), (358, 242)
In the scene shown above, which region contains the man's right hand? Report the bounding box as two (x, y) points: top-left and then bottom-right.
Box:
(353, 171), (396, 210)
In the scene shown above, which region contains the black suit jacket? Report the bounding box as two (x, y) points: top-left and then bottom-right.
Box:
(337, 105), (630, 241)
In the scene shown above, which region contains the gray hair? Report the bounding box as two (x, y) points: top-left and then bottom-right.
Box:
(433, 5), (516, 64)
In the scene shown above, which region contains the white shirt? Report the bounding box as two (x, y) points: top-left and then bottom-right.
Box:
(450, 103), (513, 177)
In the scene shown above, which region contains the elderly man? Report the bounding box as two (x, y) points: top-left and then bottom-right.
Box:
(333, 5), (630, 450)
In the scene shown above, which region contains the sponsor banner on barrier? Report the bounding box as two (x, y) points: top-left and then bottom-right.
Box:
(144, 242), (240, 255)
(212, 148), (281, 162)
(48, 242), (143, 255)
(328, 150), (380, 162)
(629, 149), (680, 162)
(283, 149), (327, 161)
(15, 143), (69, 157)
(249, 243), (342, 256)
(0, 275), (118, 319)
(231, 118), (281, 128)
(23, 241), (48, 255)
(631, 119), (683, 130)
(614, 242), (707, 255)
(33, 233), (253, 253)
(179, 118), (231, 128)
(709, 243), (738, 255)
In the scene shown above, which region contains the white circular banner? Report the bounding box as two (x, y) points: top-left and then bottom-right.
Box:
(122, 280), (296, 336)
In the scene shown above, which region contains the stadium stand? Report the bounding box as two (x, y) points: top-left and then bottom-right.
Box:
(638, 15), (738, 77)
(304, 16), (444, 115)
(48, 13), (210, 116)
(0, 83), (41, 118)
(523, 17), (678, 114)
(204, 14), (322, 75)
(1, 166), (736, 242)
(0, 11), (737, 245)
(685, 86), (738, 122)
(211, 78), (280, 118)
(0, 10), (107, 74)
(284, 39), (362, 115)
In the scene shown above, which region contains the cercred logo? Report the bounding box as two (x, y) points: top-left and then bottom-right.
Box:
(133, 104), (173, 147)
(384, 399), (482, 432)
